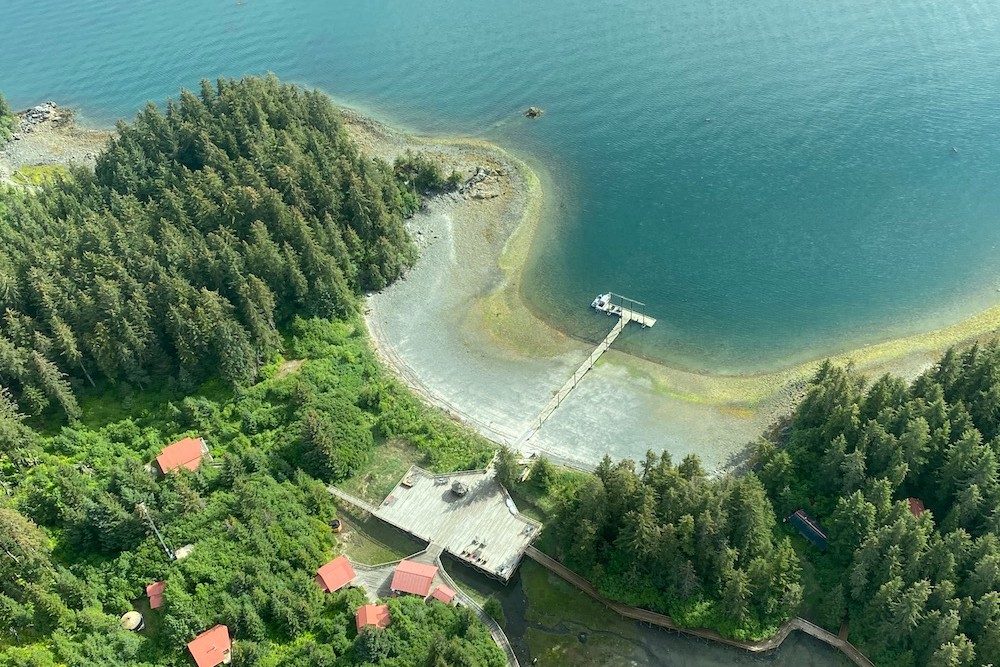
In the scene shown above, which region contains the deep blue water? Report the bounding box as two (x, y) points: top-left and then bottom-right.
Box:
(4, 0), (1000, 372)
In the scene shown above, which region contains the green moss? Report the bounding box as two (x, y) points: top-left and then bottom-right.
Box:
(12, 163), (69, 185)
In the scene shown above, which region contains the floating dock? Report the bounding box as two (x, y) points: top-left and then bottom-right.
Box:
(591, 292), (657, 328)
(517, 292), (655, 443)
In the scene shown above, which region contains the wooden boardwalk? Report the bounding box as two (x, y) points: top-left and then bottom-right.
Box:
(524, 546), (874, 667)
(519, 316), (628, 441)
(328, 485), (378, 515)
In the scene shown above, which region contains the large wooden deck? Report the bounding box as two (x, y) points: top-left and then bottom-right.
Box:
(375, 466), (540, 581)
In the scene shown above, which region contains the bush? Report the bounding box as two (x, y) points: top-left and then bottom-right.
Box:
(393, 150), (458, 194)
(483, 597), (505, 628)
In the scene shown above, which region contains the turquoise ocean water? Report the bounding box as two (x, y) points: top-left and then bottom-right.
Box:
(4, 0), (1000, 373)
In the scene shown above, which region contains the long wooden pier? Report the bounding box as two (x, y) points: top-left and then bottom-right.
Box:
(517, 293), (654, 444)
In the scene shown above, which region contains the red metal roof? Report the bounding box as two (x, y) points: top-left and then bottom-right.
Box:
(187, 624), (231, 667)
(146, 581), (165, 609)
(908, 497), (926, 517)
(157, 437), (206, 473)
(391, 559), (438, 597)
(430, 585), (456, 604)
(356, 604), (390, 631)
(315, 555), (356, 593)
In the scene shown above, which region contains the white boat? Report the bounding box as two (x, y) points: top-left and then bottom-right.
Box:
(591, 292), (612, 310)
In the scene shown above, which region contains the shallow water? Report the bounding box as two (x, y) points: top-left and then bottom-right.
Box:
(5, 0), (1000, 373)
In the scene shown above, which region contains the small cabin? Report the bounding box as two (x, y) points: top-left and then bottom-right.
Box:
(391, 559), (438, 597)
(146, 581), (165, 609)
(786, 509), (828, 551)
(430, 585), (456, 605)
(156, 437), (209, 475)
(187, 624), (232, 667)
(356, 604), (391, 631)
(315, 555), (356, 593)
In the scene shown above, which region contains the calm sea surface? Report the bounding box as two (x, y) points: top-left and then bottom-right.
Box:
(4, 0), (1000, 374)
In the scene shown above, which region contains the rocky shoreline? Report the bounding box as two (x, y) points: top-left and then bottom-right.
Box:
(0, 101), (110, 184)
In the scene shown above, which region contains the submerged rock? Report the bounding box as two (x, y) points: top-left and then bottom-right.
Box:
(524, 106), (544, 118)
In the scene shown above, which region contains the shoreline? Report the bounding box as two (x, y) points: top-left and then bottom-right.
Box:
(11, 99), (1000, 471)
(0, 103), (110, 185)
(348, 105), (1000, 471)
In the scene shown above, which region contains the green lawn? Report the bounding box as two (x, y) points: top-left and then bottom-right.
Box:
(335, 438), (422, 505)
(12, 163), (69, 185)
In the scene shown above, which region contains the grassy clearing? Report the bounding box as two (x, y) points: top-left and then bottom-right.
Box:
(12, 163), (69, 185)
(336, 438), (423, 505)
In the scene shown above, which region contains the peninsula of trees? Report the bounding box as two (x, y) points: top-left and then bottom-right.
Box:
(0, 75), (424, 421)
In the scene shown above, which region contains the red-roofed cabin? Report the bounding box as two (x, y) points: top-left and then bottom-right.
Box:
(315, 555), (356, 593)
(157, 437), (209, 474)
(908, 497), (926, 517)
(430, 585), (456, 605)
(391, 559), (438, 597)
(187, 624), (231, 667)
(356, 604), (390, 632)
(146, 581), (165, 609)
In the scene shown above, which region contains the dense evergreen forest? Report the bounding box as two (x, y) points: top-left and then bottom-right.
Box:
(542, 450), (802, 640)
(0, 78), (499, 666)
(0, 75), (425, 421)
(756, 346), (1000, 665)
(0, 93), (14, 141)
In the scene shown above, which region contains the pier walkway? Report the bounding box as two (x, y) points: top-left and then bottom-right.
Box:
(519, 315), (627, 441)
(518, 293), (655, 445)
(328, 485), (378, 515)
(524, 546), (873, 667)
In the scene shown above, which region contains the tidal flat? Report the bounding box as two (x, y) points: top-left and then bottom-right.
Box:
(354, 107), (1000, 471)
